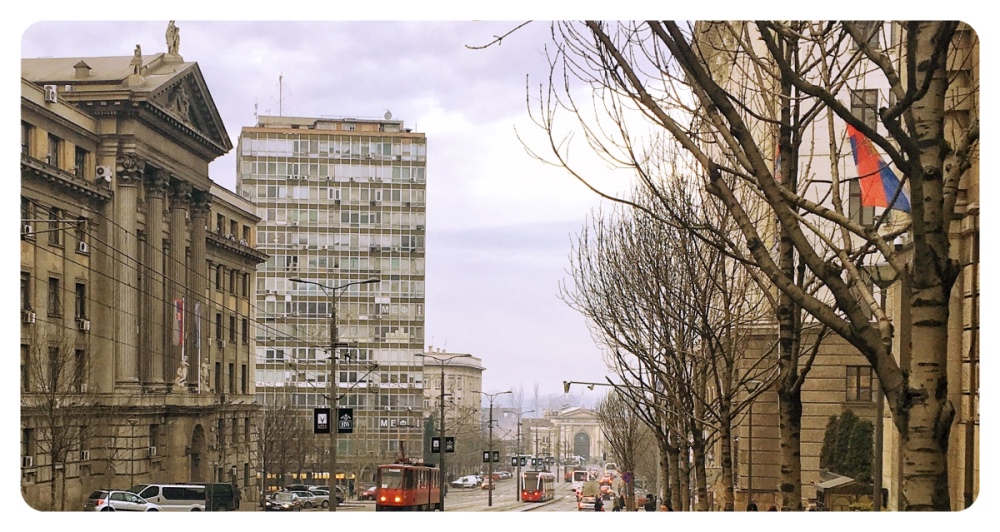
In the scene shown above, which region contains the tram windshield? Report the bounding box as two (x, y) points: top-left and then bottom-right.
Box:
(380, 468), (404, 489)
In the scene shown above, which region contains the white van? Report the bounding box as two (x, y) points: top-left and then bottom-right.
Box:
(131, 484), (206, 511)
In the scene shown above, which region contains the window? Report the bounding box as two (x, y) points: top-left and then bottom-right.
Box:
(22, 428), (35, 458)
(847, 366), (873, 402)
(74, 147), (88, 179)
(850, 21), (880, 49)
(21, 272), (31, 310)
(851, 89), (879, 130)
(149, 424), (159, 449)
(230, 219), (238, 238)
(75, 282), (87, 319)
(229, 268), (237, 293)
(242, 225), (250, 242)
(47, 277), (62, 316)
(75, 218), (88, 251)
(244, 417), (250, 442)
(21, 121), (32, 155)
(242, 273), (250, 297)
(849, 89), (878, 226)
(48, 346), (60, 392)
(217, 418), (225, 448)
(216, 213), (225, 233)
(47, 134), (60, 168)
(215, 265), (222, 290)
(229, 315), (237, 342)
(241, 364), (248, 394)
(242, 318), (249, 343)
(48, 207), (62, 246)
(215, 313), (223, 341)
(74, 349), (86, 391)
(215, 361), (222, 392)
(229, 363), (236, 394)
(21, 197), (32, 229)
(21, 344), (30, 392)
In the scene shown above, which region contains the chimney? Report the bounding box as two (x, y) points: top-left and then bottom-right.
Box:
(74, 60), (91, 78)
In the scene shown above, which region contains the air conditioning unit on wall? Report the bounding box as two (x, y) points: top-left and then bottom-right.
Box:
(43, 85), (57, 103)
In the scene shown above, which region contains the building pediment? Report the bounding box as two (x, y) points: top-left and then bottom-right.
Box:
(22, 54), (232, 159)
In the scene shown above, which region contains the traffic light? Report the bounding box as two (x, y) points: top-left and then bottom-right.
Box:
(563, 381), (570, 393)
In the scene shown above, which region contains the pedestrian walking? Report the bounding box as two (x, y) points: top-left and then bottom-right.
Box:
(747, 501), (758, 511)
(612, 494), (621, 512)
(595, 496), (604, 512)
(768, 505), (778, 511)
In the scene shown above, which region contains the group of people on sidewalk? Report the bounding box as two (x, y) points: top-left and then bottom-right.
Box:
(593, 492), (672, 512)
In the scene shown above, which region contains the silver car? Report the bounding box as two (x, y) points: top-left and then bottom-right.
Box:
(85, 489), (162, 511)
(290, 490), (319, 509)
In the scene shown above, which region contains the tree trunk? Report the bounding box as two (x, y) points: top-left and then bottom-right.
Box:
(777, 386), (803, 510)
(691, 428), (709, 511)
(667, 441), (682, 511)
(657, 438), (670, 507)
(719, 402), (736, 511)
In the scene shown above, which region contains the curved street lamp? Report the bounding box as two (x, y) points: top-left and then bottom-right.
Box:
(415, 351), (472, 511)
(289, 277), (379, 512)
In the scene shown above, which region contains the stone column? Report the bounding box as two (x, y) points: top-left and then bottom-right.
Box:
(114, 154), (143, 390)
(167, 180), (191, 392)
(189, 190), (211, 393)
(144, 169), (169, 392)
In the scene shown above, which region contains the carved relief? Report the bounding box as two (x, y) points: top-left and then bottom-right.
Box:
(145, 168), (170, 198)
(115, 153), (145, 185)
(168, 84), (192, 123)
(190, 189), (213, 218)
(170, 180), (193, 207)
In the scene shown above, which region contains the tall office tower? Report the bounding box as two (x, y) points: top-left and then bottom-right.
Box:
(237, 115), (427, 488)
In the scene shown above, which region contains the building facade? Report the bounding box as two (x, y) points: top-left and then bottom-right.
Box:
(420, 348), (484, 478)
(237, 114), (428, 484)
(20, 38), (266, 510)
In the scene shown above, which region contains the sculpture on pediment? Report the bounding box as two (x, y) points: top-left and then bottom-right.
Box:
(168, 84), (191, 121)
(131, 44), (142, 75)
(166, 21), (180, 55)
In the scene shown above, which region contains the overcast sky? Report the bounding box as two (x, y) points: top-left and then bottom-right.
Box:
(16, 19), (630, 400)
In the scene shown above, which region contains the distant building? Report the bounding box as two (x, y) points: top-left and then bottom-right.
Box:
(421, 347), (483, 477)
(236, 114), (428, 483)
(21, 39), (266, 510)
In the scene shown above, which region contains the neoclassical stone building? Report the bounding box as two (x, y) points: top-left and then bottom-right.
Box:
(20, 32), (266, 510)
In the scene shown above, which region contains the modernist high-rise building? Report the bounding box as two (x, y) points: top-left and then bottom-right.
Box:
(236, 115), (427, 485)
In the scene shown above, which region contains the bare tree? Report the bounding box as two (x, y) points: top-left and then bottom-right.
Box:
(529, 21), (977, 510)
(595, 390), (651, 510)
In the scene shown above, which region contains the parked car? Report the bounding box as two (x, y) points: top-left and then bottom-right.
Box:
(284, 484), (311, 492)
(84, 489), (161, 511)
(450, 475), (481, 488)
(264, 492), (302, 511)
(359, 486), (377, 501)
(481, 479), (496, 490)
(290, 490), (319, 509)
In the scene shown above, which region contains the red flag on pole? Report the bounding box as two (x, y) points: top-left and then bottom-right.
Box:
(172, 299), (184, 345)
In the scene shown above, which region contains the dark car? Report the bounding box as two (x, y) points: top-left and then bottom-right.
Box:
(359, 486), (377, 501)
(264, 492), (302, 511)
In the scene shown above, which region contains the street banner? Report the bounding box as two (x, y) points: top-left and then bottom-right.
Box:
(314, 408), (331, 434)
(492, 450), (500, 463)
(445, 436), (455, 452)
(431, 437), (441, 453)
(483, 451), (490, 463)
(337, 408), (354, 434)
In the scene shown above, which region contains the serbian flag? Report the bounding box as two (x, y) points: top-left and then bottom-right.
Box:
(846, 124), (910, 212)
(172, 299), (184, 345)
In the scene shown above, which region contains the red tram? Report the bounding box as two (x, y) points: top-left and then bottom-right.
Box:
(375, 461), (443, 511)
(521, 471), (556, 502)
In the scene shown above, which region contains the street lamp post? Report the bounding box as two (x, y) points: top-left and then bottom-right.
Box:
(484, 391), (512, 507)
(289, 276), (379, 512)
(745, 380), (761, 510)
(508, 409), (533, 501)
(415, 351), (471, 512)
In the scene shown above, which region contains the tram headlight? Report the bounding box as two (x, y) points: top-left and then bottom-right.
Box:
(394, 496), (401, 503)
